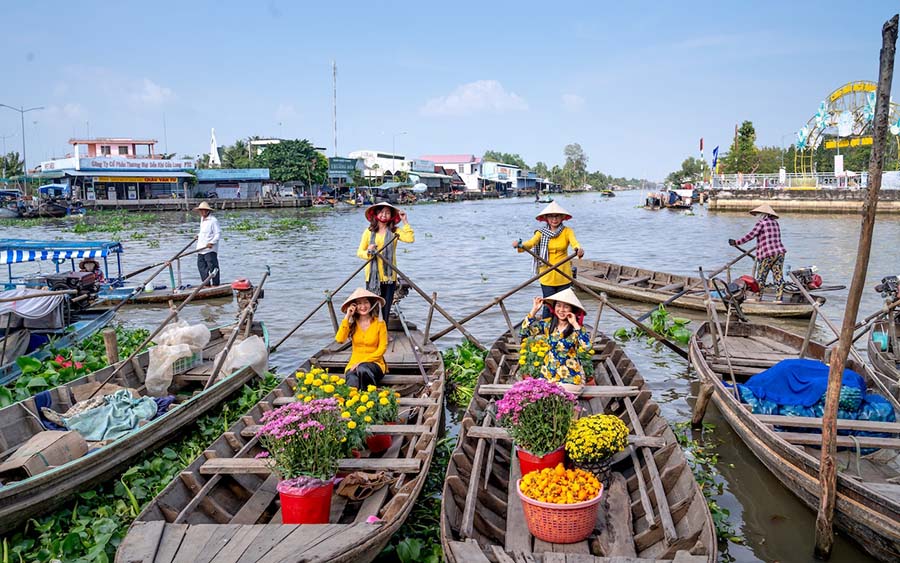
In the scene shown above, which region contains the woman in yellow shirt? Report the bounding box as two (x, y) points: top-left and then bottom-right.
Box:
(512, 201), (584, 299)
(357, 202), (414, 320)
(336, 288), (388, 388)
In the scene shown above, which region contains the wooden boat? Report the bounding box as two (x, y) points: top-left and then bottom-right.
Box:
(0, 321), (268, 534)
(574, 258), (818, 318)
(96, 283), (233, 306)
(690, 321), (900, 561)
(440, 330), (716, 562)
(0, 306), (117, 385)
(600, 189), (616, 197)
(116, 320), (445, 563)
(868, 318), (900, 401)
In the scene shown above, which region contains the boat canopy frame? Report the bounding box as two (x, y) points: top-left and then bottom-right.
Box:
(0, 239), (124, 289)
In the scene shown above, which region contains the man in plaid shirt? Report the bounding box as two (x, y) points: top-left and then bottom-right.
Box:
(729, 204), (786, 300)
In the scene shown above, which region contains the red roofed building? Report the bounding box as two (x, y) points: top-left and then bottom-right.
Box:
(418, 154), (482, 192)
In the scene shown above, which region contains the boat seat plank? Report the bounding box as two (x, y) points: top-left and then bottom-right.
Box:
(657, 282), (685, 293)
(477, 384), (639, 398)
(755, 414), (900, 434)
(353, 436), (405, 523)
(776, 431), (900, 450)
(255, 524), (342, 563)
(205, 525), (266, 563)
(172, 524), (218, 563)
(505, 455), (531, 553)
(152, 523), (189, 563)
(116, 520), (165, 563)
(233, 524), (297, 563)
(620, 276), (651, 286)
(240, 423), (427, 438)
(448, 540), (492, 562)
(465, 426), (666, 449)
(229, 474), (280, 525)
(533, 538), (590, 553)
(298, 522), (373, 562)
(200, 457), (421, 475)
(191, 524), (243, 563)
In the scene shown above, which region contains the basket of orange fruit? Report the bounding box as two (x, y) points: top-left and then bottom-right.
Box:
(516, 463), (604, 543)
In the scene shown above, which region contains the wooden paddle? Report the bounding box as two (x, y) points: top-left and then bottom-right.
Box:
(635, 244), (757, 322)
(518, 245), (689, 359)
(121, 237), (198, 280)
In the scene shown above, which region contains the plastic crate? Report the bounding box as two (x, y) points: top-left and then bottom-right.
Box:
(172, 351), (203, 375)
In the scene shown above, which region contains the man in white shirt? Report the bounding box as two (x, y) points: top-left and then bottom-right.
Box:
(194, 201), (221, 286)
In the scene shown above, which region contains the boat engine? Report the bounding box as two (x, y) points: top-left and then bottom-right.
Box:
(42, 271), (100, 309)
(874, 275), (899, 298)
(791, 266), (823, 290)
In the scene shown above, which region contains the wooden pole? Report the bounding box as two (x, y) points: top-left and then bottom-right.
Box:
(814, 15), (897, 559)
(422, 291), (437, 344)
(102, 328), (119, 364)
(823, 296), (900, 346)
(799, 307), (819, 359)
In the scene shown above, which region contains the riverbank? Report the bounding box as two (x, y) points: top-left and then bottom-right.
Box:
(709, 187), (900, 213)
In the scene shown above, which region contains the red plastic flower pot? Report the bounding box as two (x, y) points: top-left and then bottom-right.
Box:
(277, 479), (334, 524)
(365, 422), (397, 454)
(516, 445), (565, 476)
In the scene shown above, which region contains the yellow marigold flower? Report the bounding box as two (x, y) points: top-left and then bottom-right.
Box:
(341, 437), (347, 443)
(356, 405), (367, 415)
(364, 415), (372, 423)
(360, 394), (369, 402)
(347, 420), (357, 429)
(367, 385), (377, 392)
(337, 378), (346, 385)
(322, 384), (335, 393)
(312, 379), (323, 387)
(379, 397), (389, 405)
(341, 411), (351, 419)
(533, 361), (540, 367)
(304, 396), (312, 403)
(347, 397), (358, 407)
(329, 374), (340, 382)
(395, 392), (400, 398)
(366, 401), (374, 408)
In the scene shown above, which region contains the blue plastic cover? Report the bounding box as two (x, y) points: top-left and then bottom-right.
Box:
(744, 358), (865, 408)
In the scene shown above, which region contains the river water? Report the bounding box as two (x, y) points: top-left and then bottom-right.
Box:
(4, 190), (897, 562)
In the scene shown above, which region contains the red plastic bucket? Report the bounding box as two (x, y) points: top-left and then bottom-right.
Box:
(278, 479), (334, 524)
(516, 446), (565, 476)
(366, 422), (397, 454)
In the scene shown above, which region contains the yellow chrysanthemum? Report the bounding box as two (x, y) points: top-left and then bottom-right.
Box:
(312, 379), (323, 387)
(364, 415), (372, 423)
(347, 420), (357, 429)
(341, 411), (351, 419)
(379, 397), (389, 406)
(360, 394), (369, 403)
(356, 405), (367, 415)
(322, 384), (335, 393)
(367, 385), (377, 392)
(366, 401), (374, 408)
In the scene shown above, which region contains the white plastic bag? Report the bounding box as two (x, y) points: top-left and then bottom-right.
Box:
(145, 321), (213, 397)
(213, 335), (268, 381)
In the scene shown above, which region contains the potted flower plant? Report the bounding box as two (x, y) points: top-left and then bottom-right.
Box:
(517, 337), (551, 379)
(293, 367), (368, 452)
(517, 463), (604, 543)
(256, 398), (347, 524)
(363, 384), (402, 453)
(565, 413), (629, 483)
(497, 378), (577, 475)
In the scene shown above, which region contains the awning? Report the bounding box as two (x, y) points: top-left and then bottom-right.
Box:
(56, 171), (194, 178)
(368, 182), (411, 190)
(0, 239), (123, 265)
(409, 171), (452, 180)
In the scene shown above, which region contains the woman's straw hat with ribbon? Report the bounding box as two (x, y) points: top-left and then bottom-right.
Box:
(341, 287), (386, 314)
(543, 287), (586, 315)
(535, 201), (572, 222)
(193, 201), (213, 212)
(365, 202), (403, 223)
(749, 204), (779, 218)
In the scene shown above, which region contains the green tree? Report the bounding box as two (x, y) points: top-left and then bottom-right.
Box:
(483, 150), (528, 170)
(1, 152), (24, 178)
(255, 139), (328, 185)
(221, 140), (252, 169)
(755, 146), (785, 174)
(720, 121), (759, 173)
(665, 157), (709, 186)
(533, 161), (549, 178)
(562, 143), (588, 190)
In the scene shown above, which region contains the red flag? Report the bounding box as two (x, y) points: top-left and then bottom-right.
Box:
(700, 137), (704, 151)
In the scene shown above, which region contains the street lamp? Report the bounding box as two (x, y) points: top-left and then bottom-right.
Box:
(392, 131), (407, 181)
(0, 132), (15, 181)
(0, 104), (44, 193)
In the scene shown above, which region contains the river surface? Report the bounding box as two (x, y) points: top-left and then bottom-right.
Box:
(4, 190), (897, 562)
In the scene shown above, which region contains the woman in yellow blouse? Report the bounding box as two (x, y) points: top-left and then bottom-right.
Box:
(512, 201), (584, 298)
(336, 288), (388, 388)
(357, 202), (414, 320)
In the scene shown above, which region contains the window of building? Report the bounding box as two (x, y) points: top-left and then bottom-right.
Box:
(100, 146), (111, 156)
(458, 164), (464, 173)
(118, 146), (129, 155)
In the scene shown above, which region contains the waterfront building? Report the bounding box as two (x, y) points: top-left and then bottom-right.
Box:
(418, 154), (483, 192)
(327, 157), (364, 189)
(195, 168), (270, 199)
(37, 138), (194, 201)
(435, 166), (467, 191)
(406, 159), (452, 195)
(480, 161), (519, 194)
(347, 150), (407, 181)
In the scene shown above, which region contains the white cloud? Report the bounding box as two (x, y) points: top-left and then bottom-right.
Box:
(561, 94), (585, 112)
(420, 80), (528, 116)
(275, 103), (298, 121)
(131, 78), (174, 105)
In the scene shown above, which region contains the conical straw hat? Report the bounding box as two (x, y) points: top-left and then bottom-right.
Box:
(535, 201), (572, 221)
(193, 201), (213, 212)
(340, 287), (386, 313)
(365, 202), (403, 223)
(749, 204), (778, 218)
(543, 287), (585, 314)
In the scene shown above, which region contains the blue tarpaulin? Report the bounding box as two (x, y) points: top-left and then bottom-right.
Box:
(744, 358), (865, 408)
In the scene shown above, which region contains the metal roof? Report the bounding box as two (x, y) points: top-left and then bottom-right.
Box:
(0, 239), (123, 265)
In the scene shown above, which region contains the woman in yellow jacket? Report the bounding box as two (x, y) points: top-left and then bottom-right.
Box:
(512, 200), (584, 298)
(336, 288), (388, 388)
(358, 202), (414, 320)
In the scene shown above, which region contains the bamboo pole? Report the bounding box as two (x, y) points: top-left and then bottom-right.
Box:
(814, 15), (897, 559)
(823, 296), (900, 346)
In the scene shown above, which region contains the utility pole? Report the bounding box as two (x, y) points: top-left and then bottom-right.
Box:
(0, 104), (44, 195)
(332, 60), (338, 157)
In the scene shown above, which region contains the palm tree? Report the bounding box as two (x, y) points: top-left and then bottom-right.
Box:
(1, 152), (23, 179)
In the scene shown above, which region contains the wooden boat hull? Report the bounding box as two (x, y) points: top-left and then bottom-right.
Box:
(117, 324), (445, 563)
(868, 319), (900, 401)
(440, 330), (716, 562)
(96, 283), (233, 306)
(0, 307), (117, 386)
(0, 322), (268, 534)
(690, 322), (900, 561)
(575, 258), (816, 318)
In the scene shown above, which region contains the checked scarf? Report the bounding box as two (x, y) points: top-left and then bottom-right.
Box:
(533, 225), (564, 275)
(367, 230), (395, 293)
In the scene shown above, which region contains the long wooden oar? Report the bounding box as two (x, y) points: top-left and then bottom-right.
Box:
(394, 302), (430, 384)
(635, 244), (757, 322)
(121, 237), (198, 280)
(518, 245), (689, 359)
(87, 268), (219, 400)
(204, 267), (271, 390)
(268, 234), (399, 353)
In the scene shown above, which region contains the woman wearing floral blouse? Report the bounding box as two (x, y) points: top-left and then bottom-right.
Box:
(519, 288), (591, 384)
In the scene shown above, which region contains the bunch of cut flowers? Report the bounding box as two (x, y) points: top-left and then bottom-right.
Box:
(256, 397), (347, 481)
(519, 463), (602, 505)
(497, 378), (577, 456)
(517, 337), (551, 378)
(565, 413), (629, 464)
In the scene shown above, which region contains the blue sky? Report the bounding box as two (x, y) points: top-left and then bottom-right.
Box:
(2, 1), (898, 180)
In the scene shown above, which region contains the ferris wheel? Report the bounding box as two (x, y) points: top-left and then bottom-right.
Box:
(794, 80), (900, 174)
